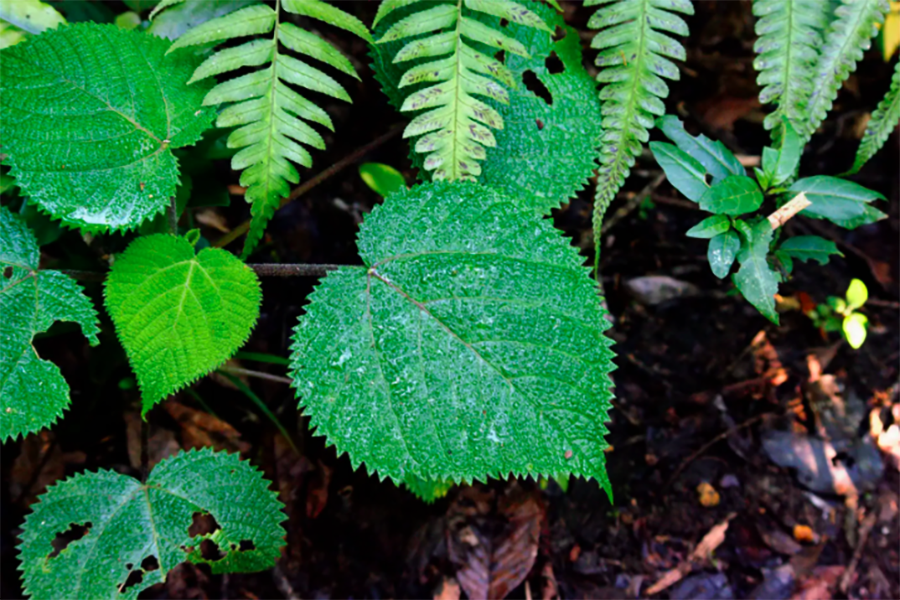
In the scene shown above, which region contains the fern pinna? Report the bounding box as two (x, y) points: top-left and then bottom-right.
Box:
(154, 0), (371, 257)
(849, 58), (900, 174)
(373, 0), (557, 181)
(586, 0), (693, 263)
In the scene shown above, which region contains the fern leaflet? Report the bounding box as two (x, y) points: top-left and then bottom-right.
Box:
(803, 0), (889, 143)
(374, 0), (554, 181)
(848, 59), (900, 174)
(160, 0), (371, 257)
(587, 0), (694, 262)
(753, 0), (829, 140)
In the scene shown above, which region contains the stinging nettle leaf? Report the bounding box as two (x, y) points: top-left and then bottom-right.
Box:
(699, 175), (765, 216)
(0, 24), (216, 232)
(18, 448), (286, 600)
(650, 141), (709, 202)
(104, 234), (262, 414)
(1, 207), (100, 441)
(290, 181), (615, 493)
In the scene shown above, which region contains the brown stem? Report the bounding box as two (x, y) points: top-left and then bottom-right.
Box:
(767, 192), (811, 230)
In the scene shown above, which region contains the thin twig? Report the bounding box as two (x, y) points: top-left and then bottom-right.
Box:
(768, 192), (811, 229)
(840, 511), (878, 593)
(214, 124), (405, 249)
(219, 364), (292, 385)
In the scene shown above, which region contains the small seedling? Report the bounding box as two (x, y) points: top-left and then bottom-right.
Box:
(807, 279), (870, 349)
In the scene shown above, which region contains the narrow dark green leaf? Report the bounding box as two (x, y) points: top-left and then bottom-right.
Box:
(708, 229), (741, 278)
(649, 141), (709, 202)
(686, 215), (730, 239)
(732, 219), (780, 323)
(766, 117), (802, 187)
(699, 175), (764, 216)
(778, 236), (842, 265)
(656, 115), (745, 182)
(790, 175), (886, 221)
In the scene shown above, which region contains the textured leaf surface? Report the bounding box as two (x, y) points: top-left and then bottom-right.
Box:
(161, 0), (369, 257)
(0, 206), (100, 442)
(588, 0), (694, 252)
(733, 219), (780, 323)
(0, 24), (215, 232)
(19, 448), (286, 600)
(105, 234), (261, 413)
(149, 0), (260, 41)
(790, 175), (886, 222)
(753, 0), (828, 140)
(373, 0), (602, 212)
(0, 0), (65, 34)
(699, 175), (764, 216)
(290, 181), (615, 490)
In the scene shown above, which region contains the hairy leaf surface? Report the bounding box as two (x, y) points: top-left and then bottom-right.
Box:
(588, 0), (694, 254)
(372, 0), (603, 212)
(290, 182), (615, 491)
(0, 206), (100, 441)
(0, 24), (215, 232)
(19, 448), (286, 600)
(160, 0), (370, 257)
(105, 234), (261, 414)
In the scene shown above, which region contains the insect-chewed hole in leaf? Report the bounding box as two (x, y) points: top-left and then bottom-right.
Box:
(499, 18), (509, 27)
(239, 539), (256, 551)
(552, 25), (567, 42)
(118, 568), (144, 593)
(3, 266), (12, 279)
(522, 70), (553, 105)
(48, 522), (92, 559)
(494, 49), (506, 64)
(141, 555), (160, 572)
(545, 51), (564, 74)
(536, 118), (545, 130)
(200, 539), (227, 562)
(188, 511), (221, 537)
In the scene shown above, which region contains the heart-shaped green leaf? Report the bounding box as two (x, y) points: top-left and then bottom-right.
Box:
(105, 234), (261, 413)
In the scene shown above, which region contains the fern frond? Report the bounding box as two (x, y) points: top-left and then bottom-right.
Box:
(847, 59), (900, 174)
(161, 0), (370, 257)
(753, 0), (829, 140)
(587, 0), (693, 260)
(375, 0), (552, 181)
(804, 0), (889, 142)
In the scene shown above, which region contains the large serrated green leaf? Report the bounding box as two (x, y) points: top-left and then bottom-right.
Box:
(104, 234), (261, 414)
(372, 0), (602, 213)
(0, 24), (216, 232)
(289, 181), (615, 494)
(0, 206), (100, 442)
(18, 448), (286, 600)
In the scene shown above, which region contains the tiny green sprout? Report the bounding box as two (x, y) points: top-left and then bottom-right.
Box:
(807, 279), (869, 349)
(358, 162), (407, 198)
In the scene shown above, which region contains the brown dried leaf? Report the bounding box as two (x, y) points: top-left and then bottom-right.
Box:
(163, 400), (250, 454)
(10, 431), (68, 506)
(124, 411), (180, 470)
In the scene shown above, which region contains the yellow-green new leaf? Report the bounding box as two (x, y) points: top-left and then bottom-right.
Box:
(104, 234), (261, 414)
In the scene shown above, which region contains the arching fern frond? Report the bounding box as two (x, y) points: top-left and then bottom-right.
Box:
(587, 0), (694, 263)
(803, 0), (889, 143)
(847, 59), (900, 174)
(753, 0), (828, 141)
(374, 0), (554, 181)
(159, 0), (371, 257)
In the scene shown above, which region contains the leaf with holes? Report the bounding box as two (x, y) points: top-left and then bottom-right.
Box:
(18, 448), (286, 600)
(0, 206), (100, 442)
(104, 234), (261, 414)
(372, 0), (602, 212)
(289, 181), (615, 491)
(0, 24), (215, 232)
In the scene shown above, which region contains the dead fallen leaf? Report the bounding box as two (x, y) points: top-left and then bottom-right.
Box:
(646, 513), (735, 596)
(124, 411), (180, 471)
(791, 565), (845, 600)
(163, 400), (250, 454)
(448, 485), (544, 600)
(306, 459), (333, 519)
(194, 209), (231, 233)
(10, 431), (76, 506)
(696, 482), (721, 507)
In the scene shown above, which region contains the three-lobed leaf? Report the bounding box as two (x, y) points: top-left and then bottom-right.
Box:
(0, 206), (100, 441)
(19, 448), (286, 599)
(289, 181), (615, 492)
(0, 24), (215, 232)
(105, 234), (261, 414)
